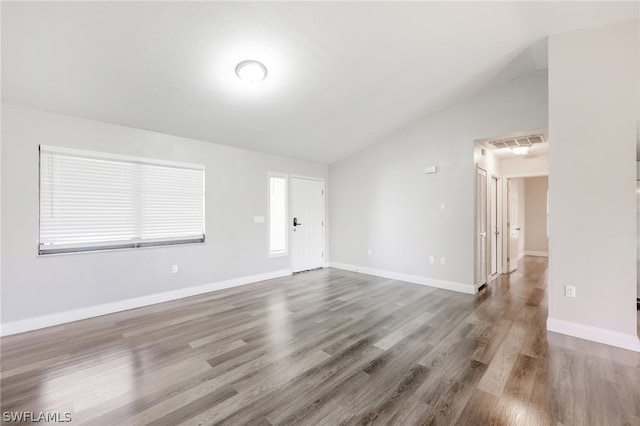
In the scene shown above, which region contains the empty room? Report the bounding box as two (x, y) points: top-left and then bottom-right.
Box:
(1, 2), (639, 425)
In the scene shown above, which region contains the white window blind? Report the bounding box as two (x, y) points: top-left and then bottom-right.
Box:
(39, 145), (205, 255)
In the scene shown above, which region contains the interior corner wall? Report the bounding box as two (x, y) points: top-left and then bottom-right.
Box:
(524, 176), (548, 254)
(329, 69), (548, 292)
(548, 19), (640, 349)
(1, 105), (328, 328)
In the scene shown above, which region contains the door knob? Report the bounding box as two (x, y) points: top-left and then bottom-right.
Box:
(293, 217), (302, 227)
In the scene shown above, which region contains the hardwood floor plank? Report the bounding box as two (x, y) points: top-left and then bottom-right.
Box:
(147, 385), (238, 426)
(416, 337), (480, 406)
(373, 310), (436, 351)
(476, 305), (536, 397)
(420, 358), (487, 426)
(348, 363), (431, 425)
(503, 353), (538, 400)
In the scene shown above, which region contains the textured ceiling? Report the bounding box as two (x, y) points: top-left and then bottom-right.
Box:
(2, 2), (638, 164)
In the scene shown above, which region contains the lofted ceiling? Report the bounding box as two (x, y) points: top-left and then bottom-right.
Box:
(2, 2), (638, 164)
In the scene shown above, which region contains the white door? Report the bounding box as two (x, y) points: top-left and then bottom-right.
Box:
(475, 167), (487, 286)
(490, 176), (499, 277)
(291, 177), (325, 273)
(507, 178), (519, 272)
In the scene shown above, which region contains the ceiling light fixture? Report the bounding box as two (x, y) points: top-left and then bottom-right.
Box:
(512, 146), (530, 155)
(235, 60), (267, 82)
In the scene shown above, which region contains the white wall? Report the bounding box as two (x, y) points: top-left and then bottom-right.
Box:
(501, 154), (549, 177)
(524, 176), (548, 254)
(1, 105), (328, 329)
(329, 70), (548, 293)
(474, 145), (502, 177)
(548, 19), (639, 351)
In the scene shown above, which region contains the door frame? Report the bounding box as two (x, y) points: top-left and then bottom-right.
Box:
(475, 168), (503, 287)
(489, 174), (502, 280)
(475, 166), (488, 289)
(501, 172), (549, 273)
(505, 178), (520, 273)
(502, 178), (508, 273)
(289, 175), (326, 273)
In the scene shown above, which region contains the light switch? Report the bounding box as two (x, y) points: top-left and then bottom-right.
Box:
(253, 216), (265, 224)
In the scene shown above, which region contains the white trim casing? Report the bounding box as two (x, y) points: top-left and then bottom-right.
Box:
(501, 171), (548, 178)
(1, 269), (292, 336)
(524, 251), (548, 257)
(328, 262), (475, 295)
(547, 317), (640, 353)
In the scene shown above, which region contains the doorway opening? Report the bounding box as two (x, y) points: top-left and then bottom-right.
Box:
(474, 130), (548, 291)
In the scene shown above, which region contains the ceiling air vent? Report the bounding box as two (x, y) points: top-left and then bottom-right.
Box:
(488, 134), (546, 150)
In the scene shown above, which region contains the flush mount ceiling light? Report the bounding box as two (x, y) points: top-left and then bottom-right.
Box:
(512, 146), (530, 155)
(235, 60), (267, 82)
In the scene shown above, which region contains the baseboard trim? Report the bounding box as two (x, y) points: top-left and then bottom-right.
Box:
(517, 252), (526, 261)
(524, 251), (548, 257)
(328, 262), (475, 295)
(1, 269), (292, 337)
(547, 317), (640, 352)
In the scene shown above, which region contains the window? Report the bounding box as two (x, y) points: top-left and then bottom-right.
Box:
(269, 173), (288, 257)
(39, 145), (205, 255)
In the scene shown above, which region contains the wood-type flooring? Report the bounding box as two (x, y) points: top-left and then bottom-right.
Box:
(1, 257), (639, 425)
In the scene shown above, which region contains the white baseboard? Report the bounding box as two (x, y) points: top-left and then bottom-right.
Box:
(524, 251), (548, 257)
(328, 262), (475, 295)
(517, 252), (526, 261)
(547, 317), (640, 352)
(1, 269), (292, 337)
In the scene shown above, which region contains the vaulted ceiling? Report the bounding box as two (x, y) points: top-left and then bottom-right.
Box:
(2, 2), (638, 164)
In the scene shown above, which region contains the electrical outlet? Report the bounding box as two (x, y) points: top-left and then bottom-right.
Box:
(565, 285), (576, 298)
(172, 265), (178, 274)
(429, 256), (435, 263)
(367, 249), (372, 256)
(440, 257), (446, 265)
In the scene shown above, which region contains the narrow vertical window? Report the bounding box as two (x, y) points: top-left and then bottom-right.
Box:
(269, 174), (287, 257)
